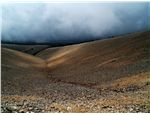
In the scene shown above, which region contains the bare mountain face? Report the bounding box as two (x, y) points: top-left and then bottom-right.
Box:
(36, 31), (150, 86)
(1, 31), (150, 113)
(1, 44), (50, 55)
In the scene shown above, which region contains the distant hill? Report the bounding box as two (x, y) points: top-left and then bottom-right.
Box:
(1, 44), (50, 55)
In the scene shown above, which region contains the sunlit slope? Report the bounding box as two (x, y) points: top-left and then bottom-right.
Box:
(1, 47), (46, 68)
(37, 31), (150, 86)
(1, 48), (47, 95)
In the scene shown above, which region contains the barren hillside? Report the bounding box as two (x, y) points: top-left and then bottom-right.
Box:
(37, 31), (150, 86)
(1, 31), (150, 113)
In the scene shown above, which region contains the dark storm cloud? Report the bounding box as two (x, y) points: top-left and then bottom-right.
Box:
(1, 2), (149, 43)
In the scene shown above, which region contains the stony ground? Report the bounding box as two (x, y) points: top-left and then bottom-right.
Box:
(1, 72), (150, 113)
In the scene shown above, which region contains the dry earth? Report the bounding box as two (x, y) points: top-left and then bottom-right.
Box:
(1, 31), (150, 113)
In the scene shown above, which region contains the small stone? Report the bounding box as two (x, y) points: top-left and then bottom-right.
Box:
(35, 108), (39, 110)
(19, 109), (25, 113)
(1, 107), (7, 113)
(42, 110), (45, 112)
(28, 107), (33, 111)
(130, 108), (134, 112)
(6, 105), (19, 112)
(67, 106), (72, 111)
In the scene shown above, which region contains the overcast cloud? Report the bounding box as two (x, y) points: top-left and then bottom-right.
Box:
(1, 2), (149, 43)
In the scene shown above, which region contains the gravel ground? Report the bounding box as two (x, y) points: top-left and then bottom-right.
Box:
(1, 81), (150, 113)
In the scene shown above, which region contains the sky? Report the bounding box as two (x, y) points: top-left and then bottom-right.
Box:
(1, 2), (150, 44)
